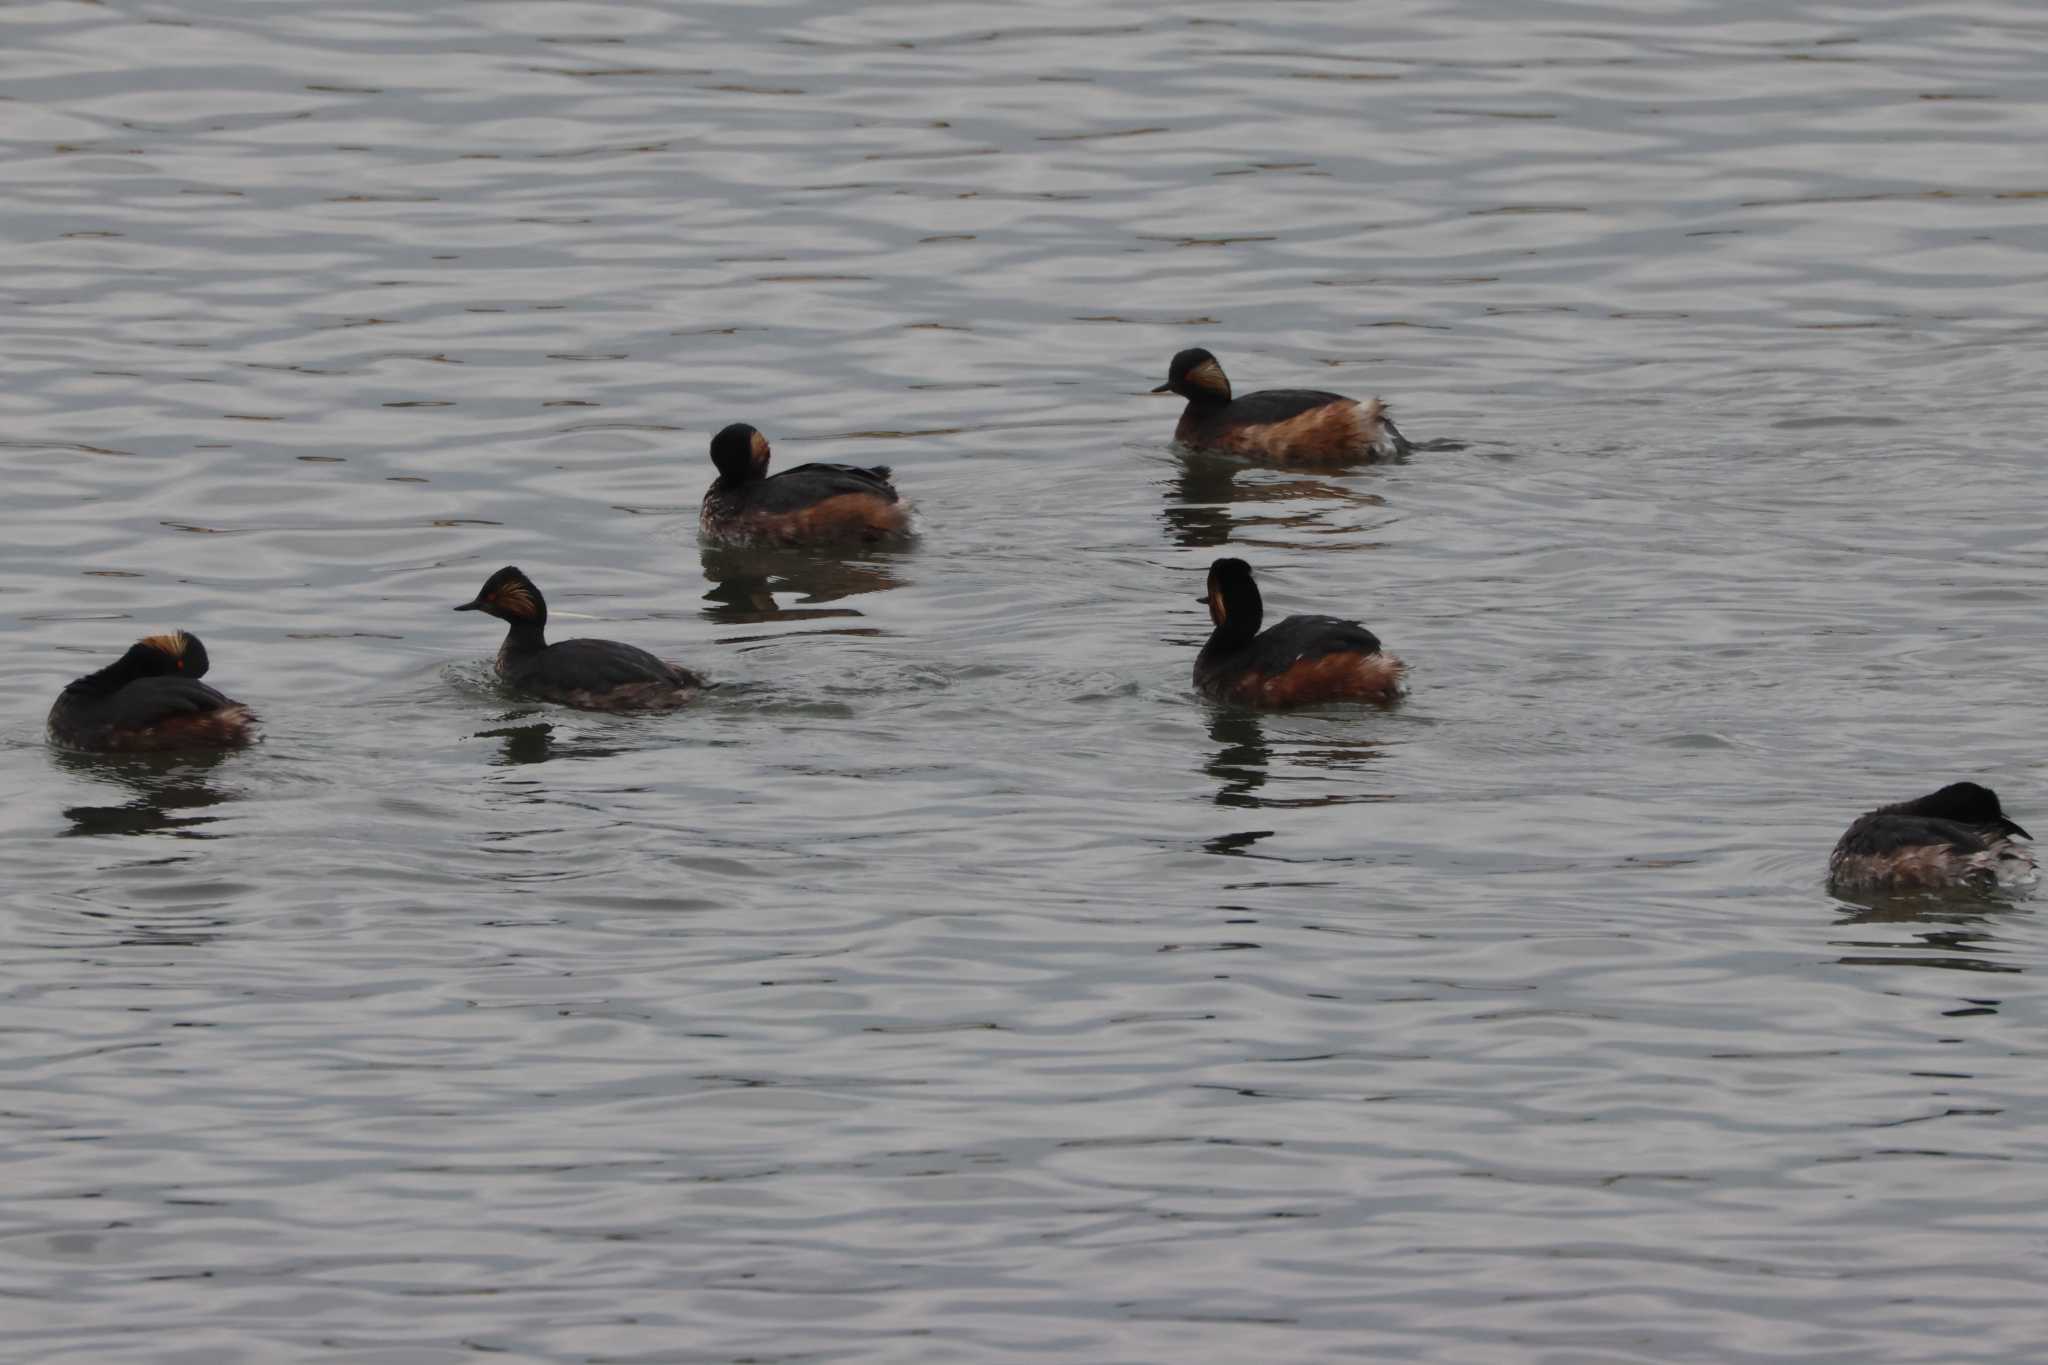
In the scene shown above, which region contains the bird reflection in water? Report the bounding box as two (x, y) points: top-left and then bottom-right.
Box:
(1207, 710), (1273, 811)
(1201, 711), (1392, 857)
(698, 543), (905, 630)
(1205, 711), (1389, 808)
(1831, 888), (2026, 978)
(1204, 828), (1276, 858)
(56, 747), (238, 839)
(476, 719), (627, 767)
(1161, 452), (1387, 550)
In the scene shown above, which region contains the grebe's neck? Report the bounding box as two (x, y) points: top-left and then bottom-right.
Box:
(499, 618), (548, 658)
(1205, 578), (1263, 652)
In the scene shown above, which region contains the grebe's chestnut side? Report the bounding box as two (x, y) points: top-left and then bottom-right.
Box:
(1193, 558), (1404, 708)
(1829, 782), (2034, 890)
(1152, 348), (1409, 464)
(48, 631), (255, 751)
(700, 423), (910, 546)
(455, 566), (703, 711)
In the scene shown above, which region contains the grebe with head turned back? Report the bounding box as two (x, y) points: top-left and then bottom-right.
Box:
(48, 631), (256, 751)
(700, 423), (911, 546)
(1829, 782), (2034, 890)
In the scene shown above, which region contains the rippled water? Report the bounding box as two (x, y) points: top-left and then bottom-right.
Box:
(8, 1), (2048, 1359)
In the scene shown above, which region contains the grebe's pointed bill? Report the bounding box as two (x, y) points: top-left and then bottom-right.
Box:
(1151, 381), (1174, 394)
(453, 597), (484, 612)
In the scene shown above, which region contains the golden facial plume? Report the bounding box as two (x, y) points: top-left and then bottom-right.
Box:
(1187, 357), (1231, 400)
(493, 582), (538, 618)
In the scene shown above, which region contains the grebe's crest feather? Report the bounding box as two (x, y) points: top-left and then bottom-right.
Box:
(459, 566), (546, 623)
(493, 580), (538, 619)
(1185, 356), (1229, 400)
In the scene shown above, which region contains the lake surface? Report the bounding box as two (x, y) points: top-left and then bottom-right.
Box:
(6, 1), (2048, 1360)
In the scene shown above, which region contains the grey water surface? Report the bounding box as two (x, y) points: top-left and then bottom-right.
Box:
(6, 1), (2048, 1361)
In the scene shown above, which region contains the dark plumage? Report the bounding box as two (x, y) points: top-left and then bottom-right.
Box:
(1829, 782), (2035, 891)
(455, 566), (704, 711)
(1192, 558), (1404, 708)
(1152, 347), (1409, 464)
(47, 631), (256, 752)
(700, 423), (911, 546)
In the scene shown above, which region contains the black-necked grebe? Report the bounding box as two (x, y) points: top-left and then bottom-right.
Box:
(1828, 782), (2035, 890)
(47, 631), (256, 751)
(1152, 348), (1409, 463)
(1193, 558), (1404, 707)
(700, 423), (910, 546)
(456, 566), (703, 711)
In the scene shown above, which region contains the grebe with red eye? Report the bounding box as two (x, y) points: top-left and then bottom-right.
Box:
(47, 631), (256, 751)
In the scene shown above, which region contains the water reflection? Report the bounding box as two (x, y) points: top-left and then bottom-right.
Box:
(477, 720), (626, 767)
(1204, 828), (1276, 858)
(1830, 890), (2026, 976)
(1207, 711), (1272, 810)
(1159, 452), (1386, 549)
(1203, 709), (1390, 815)
(54, 747), (238, 839)
(698, 544), (906, 626)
